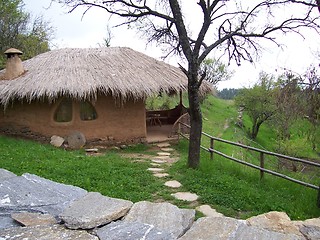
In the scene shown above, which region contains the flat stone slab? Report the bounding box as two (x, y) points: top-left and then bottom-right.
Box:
(60, 192), (133, 229)
(11, 212), (57, 226)
(196, 205), (224, 218)
(152, 159), (167, 164)
(147, 168), (164, 172)
(157, 143), (171, 148)
(124, 201), (195, 238)
(153, 156), (170, 160)
(0, 224), (98, 240)
(164, 180), (182, 188)
(0, 169), (17, 181)
(157, 152), (171, 156)
(171, 192), (199, 202)
(96, 221), (174, 240)
(160, 148), (174, 152)
(85, 148), (98, 153)
(153, 173), (170, 178)
(150, 163), (161, 167)
(0, 173), (87, 229)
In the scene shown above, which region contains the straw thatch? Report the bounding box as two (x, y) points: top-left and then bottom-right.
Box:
(0, 47), (211, 107)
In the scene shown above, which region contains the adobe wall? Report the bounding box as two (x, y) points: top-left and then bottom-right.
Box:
(0, 95), (147, 144)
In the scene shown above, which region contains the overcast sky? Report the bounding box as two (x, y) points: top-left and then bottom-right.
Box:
(23, 0), (319, 89)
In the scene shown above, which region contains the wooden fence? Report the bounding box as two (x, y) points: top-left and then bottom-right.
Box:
(178, 122), (320, 207)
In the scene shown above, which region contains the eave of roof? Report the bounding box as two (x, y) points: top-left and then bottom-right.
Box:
(0, 47), (212, 107)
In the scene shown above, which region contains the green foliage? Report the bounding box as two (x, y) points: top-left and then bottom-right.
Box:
(235, 72), (277, 139)
(146, 93), (185, 110)
(217, 88), (241, 100)
(200, 58), (234, 85)
(0, 0), (52, 69)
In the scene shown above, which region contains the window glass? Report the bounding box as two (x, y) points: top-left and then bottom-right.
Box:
(80, 101), (97, 121)
(54, 98), (73, 122)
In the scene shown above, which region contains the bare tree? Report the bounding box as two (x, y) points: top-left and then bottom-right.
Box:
(54, 0), (320, 168)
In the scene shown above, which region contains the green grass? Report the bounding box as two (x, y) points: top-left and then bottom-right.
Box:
(0, 136), (163, 202)
(171, 140), (320, 220)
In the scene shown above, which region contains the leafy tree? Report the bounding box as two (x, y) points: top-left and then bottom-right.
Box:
(0, 0), (53, 69)
(217, 88), (241, 100)
(302, 66), (320, 151)
(199, 58), (233, 86)
(55, 0), (320, 168)
(272, 72), (303, 140)
(235, 72), (276, 139)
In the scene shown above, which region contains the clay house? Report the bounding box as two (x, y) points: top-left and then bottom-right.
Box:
(0, 47), (211, 144)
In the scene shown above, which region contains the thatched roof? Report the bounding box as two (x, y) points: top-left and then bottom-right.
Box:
(0, 47), (211, 106)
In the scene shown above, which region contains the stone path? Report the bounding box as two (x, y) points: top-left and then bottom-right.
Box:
(153, 142), (200, 204)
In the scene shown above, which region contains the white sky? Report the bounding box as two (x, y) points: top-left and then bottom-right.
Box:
(23, 0), (319, 90)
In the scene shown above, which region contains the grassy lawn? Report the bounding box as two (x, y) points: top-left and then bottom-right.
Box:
(0, 136), (163, 203)
(171, 140), (320, 220)
(0, 95), (319, 221)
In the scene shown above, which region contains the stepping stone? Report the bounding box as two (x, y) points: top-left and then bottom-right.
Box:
(153, 156), (170, 160)
(152, 159), (167, 164)
(150, 163), (161, 167)
(171, 192), (199, 202)
(196, 205), (224, 217)
(164, 180), (182, 188)
(85, 148), (98, 153)
(153, 173), (170, 178)
(147, 168), (164, 172)
(161, 148), (174, 152)
(157, 143), (171, 148)
(157, 152), (171, 156)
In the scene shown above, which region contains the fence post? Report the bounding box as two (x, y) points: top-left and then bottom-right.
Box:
(317, 184), (320, 208)
(260, 152), (264, 180)
(210, 138), (214, 160)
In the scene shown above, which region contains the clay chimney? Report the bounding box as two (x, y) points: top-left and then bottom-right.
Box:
(3, 48), (24, 80)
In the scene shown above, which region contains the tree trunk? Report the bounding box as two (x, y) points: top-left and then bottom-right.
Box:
(187, 74), (202, 168)
(251, 120), (262, 140)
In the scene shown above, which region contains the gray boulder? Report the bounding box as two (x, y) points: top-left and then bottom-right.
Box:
(96, 221), (175, 240)
(179, 216), (246, 240)
(124, 201), (195, 238)
(67, 131), (86, 149)
(0, 169), (17, 181)
(60, 192), (133, 229)
(299, 225), (320, 240)
(180, 216), (304, 240)
(0, 173), (87, 229)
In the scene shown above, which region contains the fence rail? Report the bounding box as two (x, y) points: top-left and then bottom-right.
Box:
(178, 121), (320, 207)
